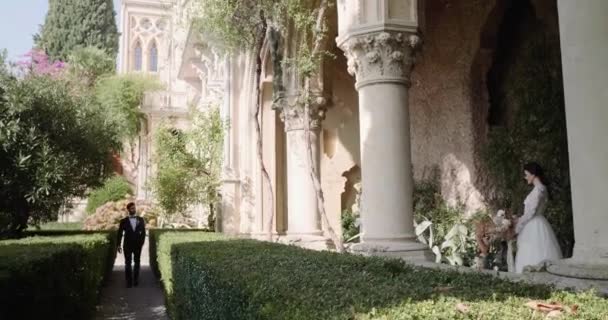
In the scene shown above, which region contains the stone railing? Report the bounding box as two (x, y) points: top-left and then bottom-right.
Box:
(142, 91), (189, 113)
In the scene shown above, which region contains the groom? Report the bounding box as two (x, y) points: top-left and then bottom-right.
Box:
(117, 202), (146, 288)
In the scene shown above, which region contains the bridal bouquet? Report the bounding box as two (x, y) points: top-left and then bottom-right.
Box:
(474, 209), (517, 271)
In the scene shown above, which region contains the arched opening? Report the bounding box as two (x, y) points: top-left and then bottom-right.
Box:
(133, 40), (143, 71)
(481, 0), (573, 257)
(149, 41), (159, 72)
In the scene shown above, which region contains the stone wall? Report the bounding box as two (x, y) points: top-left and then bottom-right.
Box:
(321, 44), (360, 237)
(320, 0), (506, 224)
(405, 0), (561, 215)
(407, 0), (501, 214)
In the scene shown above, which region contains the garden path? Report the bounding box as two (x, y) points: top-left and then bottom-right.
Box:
(94, 238), (169, 320)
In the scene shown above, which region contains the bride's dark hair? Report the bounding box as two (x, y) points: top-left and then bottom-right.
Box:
(524, 162), (552, 198)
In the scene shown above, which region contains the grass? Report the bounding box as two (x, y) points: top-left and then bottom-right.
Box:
(28, 221), (83, 230)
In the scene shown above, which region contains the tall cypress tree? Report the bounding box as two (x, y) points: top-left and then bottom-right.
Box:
(36, 0), (119, 61)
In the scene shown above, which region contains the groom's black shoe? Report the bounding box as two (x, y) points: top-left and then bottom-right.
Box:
(134, 280), (139, 287)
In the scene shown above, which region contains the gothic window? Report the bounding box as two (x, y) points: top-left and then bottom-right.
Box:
(133, 40), (143, 71)
(149, 42), (158, 72)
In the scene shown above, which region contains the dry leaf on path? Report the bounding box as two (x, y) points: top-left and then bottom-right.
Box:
(525, 300), (575, 316)
(546, 310), (563, 318)
(456, 303), (470, 314)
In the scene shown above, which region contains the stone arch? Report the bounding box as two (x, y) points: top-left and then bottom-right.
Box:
(132, 38), (143, 71)
(341, 165), (361, 214)
(474, 0), (573, 256)
(148, 40), (159, 72)
(468, 0), (509, 193)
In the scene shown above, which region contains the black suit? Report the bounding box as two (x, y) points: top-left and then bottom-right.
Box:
(117, 216), (146, 286)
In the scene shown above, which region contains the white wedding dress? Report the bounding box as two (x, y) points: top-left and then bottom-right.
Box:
(514, 181), (562, 273)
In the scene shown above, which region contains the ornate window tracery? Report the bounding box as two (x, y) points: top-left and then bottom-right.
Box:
(133, 40), (143, 71)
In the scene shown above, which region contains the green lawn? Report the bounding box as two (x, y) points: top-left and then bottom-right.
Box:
(28, 221), (83, 231)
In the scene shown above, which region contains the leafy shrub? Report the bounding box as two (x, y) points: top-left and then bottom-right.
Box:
(148, 230), (223, 318)
(83, 198), (159, 230)
(21, 230), (117, 280)
(413, 180), (477, 266)
(168, 240), (607, 320)
(341, 209), (359, 242)
(94, 74), (161, 140)
(341, 182), (361, 243)
(0, 59), (122, 237)
(151, 108), (224, 222)
(0, 232), (116, 319)
(85, 176), (134, 214)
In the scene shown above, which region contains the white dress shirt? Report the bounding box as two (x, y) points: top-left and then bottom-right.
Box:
(129, 216), (137, 231)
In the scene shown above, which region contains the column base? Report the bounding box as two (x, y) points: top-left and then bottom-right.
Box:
(248, 232), (283, 242)
(279, 233), (332, 251)
(348, 240), (433, 262)
(546, 258), (608, 280)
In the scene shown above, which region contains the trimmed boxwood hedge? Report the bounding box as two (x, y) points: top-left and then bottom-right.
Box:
(149, 228), (214, 277)
(0, 232), (117, 319)
(148, 229), (224, 318)
(167, 240), (608, 320)
(23, 230), (118, 282)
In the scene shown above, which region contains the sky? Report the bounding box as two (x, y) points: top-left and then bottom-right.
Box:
(0, 0), (121, 62)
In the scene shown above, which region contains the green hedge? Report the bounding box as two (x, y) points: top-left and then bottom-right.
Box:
(148, 229), (224, 318)
(23, 230), (117, 280)
(0, 232), (117, 319)
(148, 228), (214, 278)
(169, 240), (608, 320)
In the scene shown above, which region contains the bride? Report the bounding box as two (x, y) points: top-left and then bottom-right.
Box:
(513, 162), (562, 273)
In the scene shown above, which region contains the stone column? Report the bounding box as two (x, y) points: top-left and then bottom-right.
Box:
(338, 31), (430, 260)
(546, 0), (608, 280)
(136, 126), (149, 200)
(280, 98), (329, 248)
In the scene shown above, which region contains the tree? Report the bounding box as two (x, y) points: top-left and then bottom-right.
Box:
(36, 0), (119, 61)
(151, 108), (224, 227)
(0, 56), (122, 237)
(68, 46), (116, 89)
(93, 74), (161, 184)
(94, 74), (161, 141)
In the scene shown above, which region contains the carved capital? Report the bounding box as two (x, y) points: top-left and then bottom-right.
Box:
(339, 31), (421, 89)
(277, 94), (328, 132)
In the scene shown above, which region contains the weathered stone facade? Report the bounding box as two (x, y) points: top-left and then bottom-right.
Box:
(110, 0), (608, 278)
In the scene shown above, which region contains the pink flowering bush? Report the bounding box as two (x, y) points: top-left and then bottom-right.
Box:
(16, 49), (67, 77)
